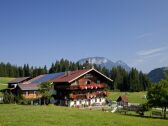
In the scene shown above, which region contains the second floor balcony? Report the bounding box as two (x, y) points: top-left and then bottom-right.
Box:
(69, 91), (107, 100)
(68, 83), (107, 90)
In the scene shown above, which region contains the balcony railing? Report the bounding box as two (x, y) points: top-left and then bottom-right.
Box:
(69, 91), (107, 100)
(55, 83), (107, 90)
(69, 84), (107, 90)
(69, 94), (87, 99)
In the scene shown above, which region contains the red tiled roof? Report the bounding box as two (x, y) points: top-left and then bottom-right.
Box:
(17, 68), (113, 91)
(117, 95), (128, 102)
(51, 69), (90, 83)
(51, 68), (113, 83)
(122, 95), (128, 102)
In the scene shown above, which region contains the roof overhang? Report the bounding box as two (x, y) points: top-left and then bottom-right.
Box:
(69, 68), (113, 83)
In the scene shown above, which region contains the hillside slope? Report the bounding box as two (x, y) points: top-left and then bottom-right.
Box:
(148, 67), (168, 83)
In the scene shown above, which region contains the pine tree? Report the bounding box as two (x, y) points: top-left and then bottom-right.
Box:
(110, 66), (128, 91)
(49, 63), (55, 73)
(129, 68), (140, 92)
(44, 65), (48, 74)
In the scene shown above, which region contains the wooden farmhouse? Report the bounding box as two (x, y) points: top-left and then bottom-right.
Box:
(16, 72), (64, 103)
(9, 68), (113, 107)
(52, 68), (113, 107)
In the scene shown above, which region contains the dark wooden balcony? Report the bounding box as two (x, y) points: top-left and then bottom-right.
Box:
(69, 91), (107, 100)
(55, 83), (107, 91)
(69, 94), (87, 99)
(69, 83), (107, 90)
(86, 91), (107, 99)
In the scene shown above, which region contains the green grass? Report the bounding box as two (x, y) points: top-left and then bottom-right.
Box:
(0, 104), (167, 126)
(0, 77), (15, 84)
(107, 91), (147, 104)
(0, 77), (14, 96)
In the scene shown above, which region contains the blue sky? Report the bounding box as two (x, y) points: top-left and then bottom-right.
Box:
(0, 0), (168, 73)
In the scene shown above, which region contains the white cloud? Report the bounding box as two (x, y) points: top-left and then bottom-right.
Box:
(133, 53), (162, 65)
(131, 46), (168, 72)
(137, 47), (166, 56)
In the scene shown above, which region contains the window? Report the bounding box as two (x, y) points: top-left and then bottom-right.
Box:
(74, 101), (76, 105)
(95, 98), (97, 102)
(97, 80), (100, 84)
(33, 91), (36, 95)
(85, 74), (93, 78)
(86, 80), (91, 84)
(26, 91), (29, 96)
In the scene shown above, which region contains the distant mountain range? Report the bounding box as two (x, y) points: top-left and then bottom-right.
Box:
(78, 57), (168, 83)
(148, 67), (168, 83)
(78, 57), (131, 72)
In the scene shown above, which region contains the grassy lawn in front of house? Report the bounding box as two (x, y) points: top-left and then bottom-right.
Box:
(0, 104), (167, 126)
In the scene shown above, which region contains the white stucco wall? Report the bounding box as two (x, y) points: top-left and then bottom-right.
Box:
(68, 97), (106, 107)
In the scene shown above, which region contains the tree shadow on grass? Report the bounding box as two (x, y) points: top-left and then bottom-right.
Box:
(117, 112), (168, 120)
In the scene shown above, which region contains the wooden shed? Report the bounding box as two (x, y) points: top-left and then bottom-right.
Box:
(117, 95), (128, 107)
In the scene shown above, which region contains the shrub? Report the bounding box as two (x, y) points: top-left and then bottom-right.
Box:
(3, 92), (15, 104)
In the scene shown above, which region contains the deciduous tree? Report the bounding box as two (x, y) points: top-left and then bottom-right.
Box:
(39, 81), (53, 105)
(147, 76), (168, 119)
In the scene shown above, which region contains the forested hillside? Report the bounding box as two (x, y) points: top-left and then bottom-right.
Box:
(148, 67), (168, 83)
(0, 59), (151, 91)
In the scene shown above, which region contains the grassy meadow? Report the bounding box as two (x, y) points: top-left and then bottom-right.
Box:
(0, 77), (15, 84)
(0, 77), (14, 96)
(107, 91), (147, 104)
(0, 104), (167, 126)
(0, 77), (166, 126)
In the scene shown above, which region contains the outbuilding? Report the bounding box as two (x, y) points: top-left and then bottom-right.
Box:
(117, 95), (128, 107)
